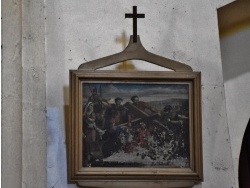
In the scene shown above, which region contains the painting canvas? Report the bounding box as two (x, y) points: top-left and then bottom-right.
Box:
(82, 82), (191, 168)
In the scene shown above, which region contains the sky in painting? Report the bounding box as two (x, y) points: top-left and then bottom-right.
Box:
(82, 82), (189, 104)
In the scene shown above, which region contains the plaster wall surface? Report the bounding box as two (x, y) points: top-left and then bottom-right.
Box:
(45, 0), (235, 187)
(2, 0), (47, 187)
(2, 0), (22, 187)
(21, 0), (47, 187)
(221, 28), (250, 188)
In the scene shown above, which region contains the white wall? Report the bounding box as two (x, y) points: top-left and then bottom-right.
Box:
(2, 0), (47, 187)
(221, 28), (250, 188)
(2, 1), (22, 187)
(45, 1), (235, 187)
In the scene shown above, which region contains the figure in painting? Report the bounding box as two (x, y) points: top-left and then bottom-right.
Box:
(130, 95), (157, 114)
(105, 97), (132, 128)
(87, 87), (110, 129)
(160, 104), (188, 134)
(102, 97), (132, 158)
(83, 102), (105, 165)
(160, 104), (189, 158)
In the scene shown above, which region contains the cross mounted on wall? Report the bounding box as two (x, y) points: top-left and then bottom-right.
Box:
(125, 6), (145, 43)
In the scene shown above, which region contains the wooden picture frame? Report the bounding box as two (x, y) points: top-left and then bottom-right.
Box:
(68, 70), (202, 187)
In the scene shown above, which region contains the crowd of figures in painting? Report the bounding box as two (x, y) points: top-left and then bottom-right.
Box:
(82, 83), (190, 168)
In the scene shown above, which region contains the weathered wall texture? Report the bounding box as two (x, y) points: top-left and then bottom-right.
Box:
(221, 28), (250, 188)
(22, 0), (47, 187)
(2, 0), (22, 187)
(2, 0), (47, 187)
(45, 0), (235, 188)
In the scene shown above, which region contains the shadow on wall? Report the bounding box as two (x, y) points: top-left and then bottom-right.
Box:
(63, 86), (76, 187)
(239, 118), (250, 188)
(64, 86), (70, 169)
(220, 28), (250, 82)
(218, 0), (250, 81)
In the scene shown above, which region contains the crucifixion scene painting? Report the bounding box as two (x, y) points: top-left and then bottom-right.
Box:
(82, 82), (190, 168)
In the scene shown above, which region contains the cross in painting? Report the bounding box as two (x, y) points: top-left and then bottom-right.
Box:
(125, 6), (145, 43)
(115, 31), (135, 71)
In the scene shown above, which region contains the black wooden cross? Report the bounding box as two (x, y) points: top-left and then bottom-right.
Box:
(125, 6), (145, 43)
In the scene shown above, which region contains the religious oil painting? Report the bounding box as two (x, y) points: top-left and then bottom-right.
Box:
(69, 71), (202, 183)
(82, 82), (191, 168)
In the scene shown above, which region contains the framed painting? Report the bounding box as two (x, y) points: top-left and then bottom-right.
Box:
(68, 70), (202, 187)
